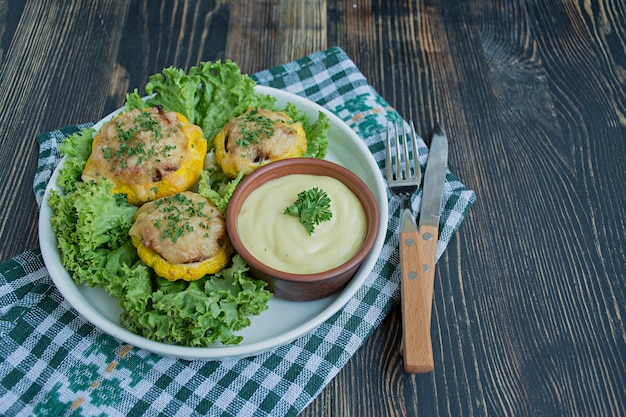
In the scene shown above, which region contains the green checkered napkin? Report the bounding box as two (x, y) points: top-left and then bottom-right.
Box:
(1, 47), (475, 416)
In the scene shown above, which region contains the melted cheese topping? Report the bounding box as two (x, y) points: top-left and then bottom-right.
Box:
(237, 174), (367, 274)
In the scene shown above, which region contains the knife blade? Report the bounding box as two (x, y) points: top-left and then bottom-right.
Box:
(400, 123), (448, 374)
(419, 124), (448, 229)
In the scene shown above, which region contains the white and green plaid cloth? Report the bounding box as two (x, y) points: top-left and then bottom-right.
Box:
(1, 47), (475, 417)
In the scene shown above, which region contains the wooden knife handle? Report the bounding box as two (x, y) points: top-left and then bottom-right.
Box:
(399, 224), (438, 373)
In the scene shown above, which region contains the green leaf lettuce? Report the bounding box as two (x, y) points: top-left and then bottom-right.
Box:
(49, 124), (271, 347)
(143, 60), (275, 148)
(120, 255), (270, 346)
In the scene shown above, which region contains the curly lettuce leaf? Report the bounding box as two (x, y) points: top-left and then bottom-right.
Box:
(50, 176), (270, 347)
(124, 89), (149, 111)
(144, 60), (275, 147)
(283, 103), (330, 159)
(120, 255), (271, 346)
(56, 127), (95, 193)
(49, 179), (139, 287)
(197, 168), (244, 213)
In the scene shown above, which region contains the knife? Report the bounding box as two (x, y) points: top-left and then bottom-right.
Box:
(400, 123), (448, 373)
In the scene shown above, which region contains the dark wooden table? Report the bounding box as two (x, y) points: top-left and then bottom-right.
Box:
(2, 1), (625, 416)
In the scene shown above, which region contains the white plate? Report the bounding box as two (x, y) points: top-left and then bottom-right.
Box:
(39, 86), (388, 360)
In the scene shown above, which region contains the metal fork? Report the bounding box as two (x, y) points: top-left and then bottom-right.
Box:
(386, 121), (421, 227)
(385, 121), (435, 373)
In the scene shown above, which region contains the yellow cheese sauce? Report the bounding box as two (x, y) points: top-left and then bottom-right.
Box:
(237, 174), (367, 274)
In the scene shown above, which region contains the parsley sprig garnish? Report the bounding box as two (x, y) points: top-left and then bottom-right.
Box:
(284, 187), (333, 235)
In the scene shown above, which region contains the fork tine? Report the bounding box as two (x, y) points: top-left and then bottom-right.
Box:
(385, 122), (393, 182)
(386, 120), (422, 183)
(394, 122), (403, 180)
(402, 123), (412, 179)
(409, 121), (420, 182)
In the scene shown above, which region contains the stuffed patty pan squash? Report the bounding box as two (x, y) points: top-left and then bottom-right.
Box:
(214, 108), (307, 178)
(129, 191), (233, 282)
(82, 106), (207, 205)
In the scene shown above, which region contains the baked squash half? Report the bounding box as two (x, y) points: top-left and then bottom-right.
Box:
(214, 108), (307, 178)
(82, 107), (207, 205)
(128, 191), (232, 281)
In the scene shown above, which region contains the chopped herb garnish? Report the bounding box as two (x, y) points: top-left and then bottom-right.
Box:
(151, 193), (211, 243)
(284, 187), (333, 235)
(235, 110), (279, 149)
(102, 108), (179, 170)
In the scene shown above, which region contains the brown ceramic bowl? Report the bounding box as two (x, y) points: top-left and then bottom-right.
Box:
(226, 158), (380, 301)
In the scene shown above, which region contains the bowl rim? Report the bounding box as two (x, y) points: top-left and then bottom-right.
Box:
(226, 157), (380, 283)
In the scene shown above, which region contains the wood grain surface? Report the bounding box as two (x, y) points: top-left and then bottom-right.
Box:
(1, 1), (625, 416)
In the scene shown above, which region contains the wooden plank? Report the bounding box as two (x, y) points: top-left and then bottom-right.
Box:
(225, 0), (327, 73)
(0, 1), (127, 261)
